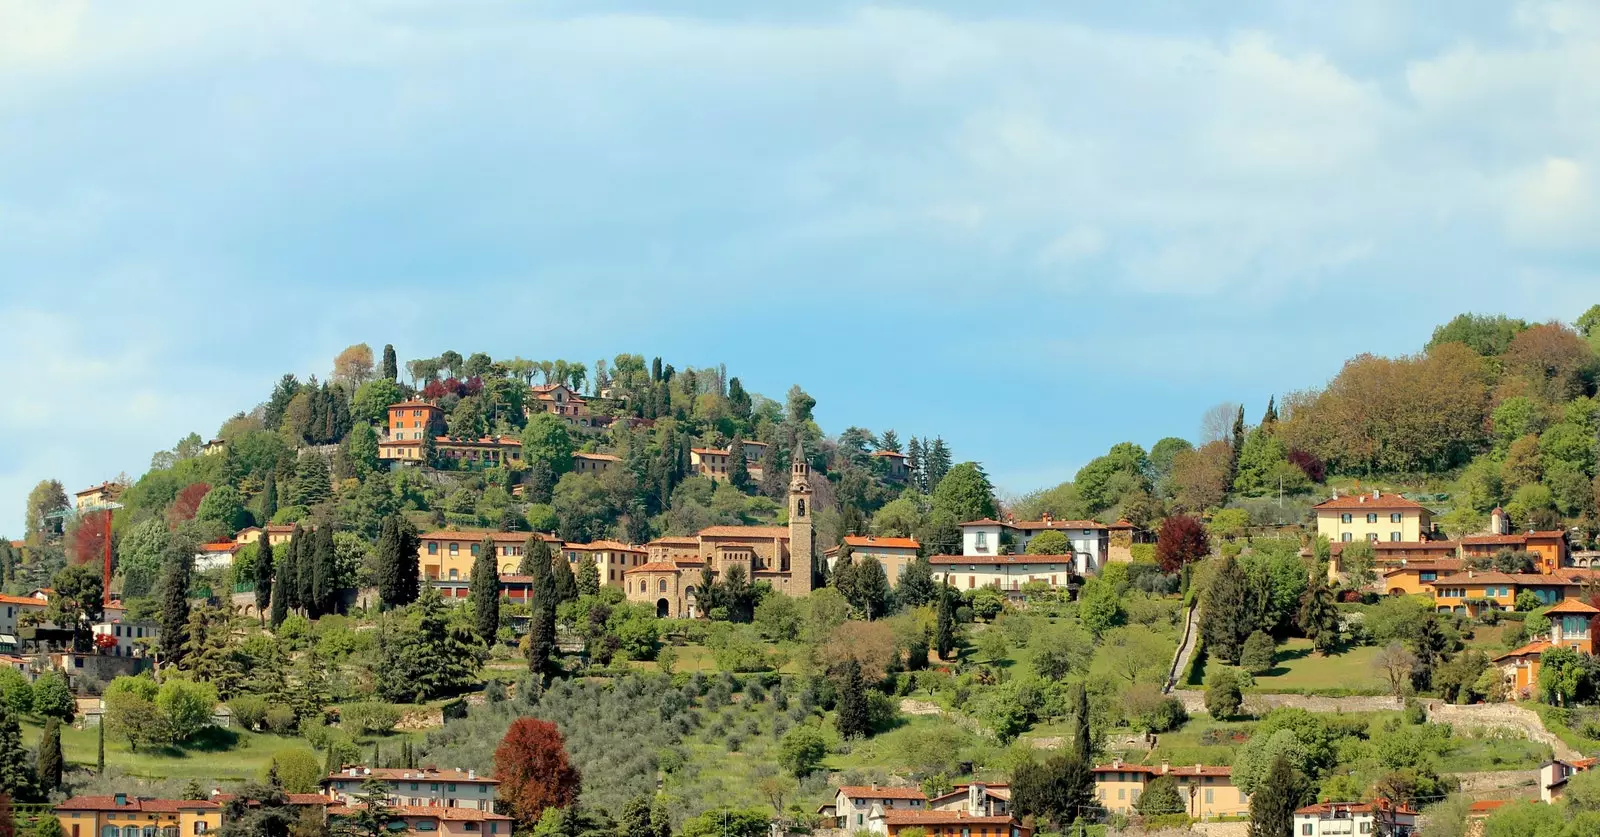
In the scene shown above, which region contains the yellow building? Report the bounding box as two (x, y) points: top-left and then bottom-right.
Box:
(233, 524), (296, 548)
(56, 794), (224, 837)
(572, 451), (621, 475)
(825, 536), (921, 587)
(417, 530), (562, 581)
(1092, 761), (1247, 819)
(930, 555), (1077, 592)
(1381, 559), (1462, 597)
(328, 804), (512, 836)
(562, 541), (647, 586)
(1313, 491), (1432, 544)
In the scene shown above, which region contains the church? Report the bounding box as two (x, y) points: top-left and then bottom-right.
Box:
(626, 444), (816, 617)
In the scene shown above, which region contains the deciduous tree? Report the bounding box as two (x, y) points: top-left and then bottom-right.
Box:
(1156, 514), (1210, 573)
(494, 718), (581, 828)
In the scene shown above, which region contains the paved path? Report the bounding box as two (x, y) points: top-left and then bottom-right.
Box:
(1163, 603), (1201, 694)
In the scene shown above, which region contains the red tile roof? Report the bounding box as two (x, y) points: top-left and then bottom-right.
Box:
(1294, 800), (1416, 816)
(837, 786), (928, 800)
(870, 450), (907, 459)
(1313, 492), (1428, 511)
(1091, 762), (1231, 777)
(325, 767), (497, 784)
(929, 554), (1077, 566)
(419, 530), (560, 543)
(0, 595), (46, 608)
(573, 452), (622, 461)
(388, 400), (438, 409)
(1383, 560), (1463, 576)
(880, 811), (1018, 826)
(699, 525), (789, 539)
(691, 448), (730, 456)
(1468, 800), (1509, 815)
(1108, 519), (1136, 530)
(1494, 640), (1553, 661)
(1547, 599), (1600, 615)
(839, 536), (920, 550)
(327, 805), (511, 821)
(56, 797), (220, 812)
(563, 540), (644, 552)
(647, 537), (700, 546)
(198, 542), (239, 553)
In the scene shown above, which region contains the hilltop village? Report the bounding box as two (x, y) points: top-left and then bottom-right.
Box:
(3, 308), (1600, 836)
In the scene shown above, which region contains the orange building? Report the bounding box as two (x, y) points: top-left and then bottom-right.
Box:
(868, 810), (1029, 837)
(1494, 599), (1598, 697)
(327, 805), (512, 836)
(1460, 531), (1570, 574)
(385, 401), (443, 441)
(417, 530), (562, 583)
(562, 541), (647, 586)
(1381, 559), (1462, 597)
(55, 795), (223, 837)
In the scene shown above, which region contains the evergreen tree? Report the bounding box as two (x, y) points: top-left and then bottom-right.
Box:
(935, 582), (957, 660)
(1247, 755), (1304, 837)
(1135, 776), (1185, 816)
(472, 536), (501, 647)
(1261, 396), (1278, 426)
(526, 536), (558, 679)
(376, 588), (483, 703)
(576, 560), (600, 596)
(421, 432), (438, 468)
(296, 526), (316, 615)
(261, 471), (278, 521)
(1228, 404), (1247, 487)
(375, 516), (419, 609)
(158, 550), (193, 666)
(835, 658), (869, 739)
(831, 543), (857, 609)
(855, 556), (890, 621)
(879, 430), (902, 454)
(293, 453), (333, 508)
(35, 718), (61, 792)
(1071, 683), (1092, 763)
(1298, 569), (1341, 656)
(758, 445), (785, 500)
(727, 433), (751, 491)
(926, 438), (953, 488)
(552, 552), (578, 603)
(1011, 752), (1096, 829)
(907, 437), (925, 493)
(896, 556), (936, 608)
(254, 532), (274, 625)
(381, 344), (398, 382)
(620, 795), (653, 837)
(311, 526), (336, 617)
(1201, 554), (1253, 665)
(282, 526), (303, 612)
(0, 705), (38, 802)
(96, 720), (105, 774)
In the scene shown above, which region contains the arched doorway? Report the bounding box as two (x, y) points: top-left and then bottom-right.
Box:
(656, 598), (670, 618)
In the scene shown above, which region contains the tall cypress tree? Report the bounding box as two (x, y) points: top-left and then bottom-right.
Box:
(1201, 554), (1252, 665)
(935, 582), (956, 660)
(552, 552), (578, 603)
(526, 535), (557, 679)
(907, 437), (925, 493)
(0, 704), (39, 802)
(727, 433), (751, 491)
(382, 344), (398, 382)
(1261, 396), (1278, 426)
(36, 718), (61, 792)
(1248, 755), (1304, 837)
(158, 550), (192, 666)
(96, 719), (104, 774)
(282, 526), (303, 612)
(835, 658), (868, 739)
(472, 536), (501, 647)
(1071, 683), (1092, 763)
(261, 471), (278, 521)
(254, 532), (274, 625)
(312, 526), (336, 617)
(395, 518), (421, 606)
(296, 526), (316, 614)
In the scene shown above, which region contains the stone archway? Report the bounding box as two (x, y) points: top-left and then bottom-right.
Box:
(656, 598), (670, 618)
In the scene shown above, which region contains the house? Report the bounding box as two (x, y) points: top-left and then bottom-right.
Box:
(1330, 540), (1461, 584)
(1381, 559), (1463, 596)
(1313, 490), (1433, 544)
(1429, 570), (1596, 616)
(690, 448), (735, 481)
(871, 450), (909, 480)
(327, 805), (513, 836)
(55, 794), (223, 837)
(73, 482), (124, 510)
(866, 809), (1029, 837)
(323, 766), (499, 811)
(379, 435), (522, 466)
(1460, 511), (1569, 573)
(234, 524), (295, 548)
(959, 514), (1108, 574)
(1292, 801), (1416, 836)
(833, 785), (925, 831)
(1494, 598), (1599, 697)
(194, 541), (241, 572)
(385, 401), (443, 442)
(623, 445), (817, 614)
(1091, 760), (1247, 819)
(1105, 520), (1146, 564)
(928, 783), (1009, 817)
(416, 531), (563, 588)
(930, 555), (1078, 592)
(824, 536), (921, 586)
(1540, 758), (1597, 802)
(0, 594), (47, 638)
(562, 541), (648, 586)
(1466, 800), (1508, 835)
(572, 451), (621, 475)
(92, 620), (158, 658)
(202, 438), (227, 455)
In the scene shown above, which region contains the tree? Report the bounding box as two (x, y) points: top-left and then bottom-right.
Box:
(575, 559), (599, 596)
(1241, 631), (1277, 675)
(1074, 442), (1151, 513)
(897, 556), (937, 608)
(310, 526), (337, 617)
(494, 718), (581, 828)
(34, 719), (60, 793)
(255, 533), (274, 624)
(854, 557), (890, 620)
(23, 480), (68, 543)
(381, 344), (398, 382)
(930, 463), (997, 522)
(341, 778), (398, 837)
(332, 344), (375, 388)
(935, 583), (957, 659)
(1205, 668), (1243, 720)
(48, 563), (103, 653)
(1136, 775), (1185, 816)
(727, 433), (751, 491)
(472, 536), (501, 647)
(835, 658), (869, 739)
(1298, 570), (1340, 655)
(1070, 682), (1092, 762)
(196, 485), (249, 531)
(526, 536), (558, 678)
(32, 816), (60, 837)
(552, 553), (578, 603)
(159, 547), (194, 665)
(29, 674), (71, 723)
(376, 588), (483, 703)
(1247, 755), (1304, 837)
(158, 679), (218, 742)
(778, 725), (828, 778)
(0, 705), (38, 802)
(1374, 643), (1418, 700)
(521, 414), (575, 477)
(1503, 323), (1599, 403)
(1202, 554), (1252, 664)
(1025, 530), (1071, 555)
(375, 516), (420, 609)
(1156, 514), (1210, 573)
(1010, 752), (1096, 829)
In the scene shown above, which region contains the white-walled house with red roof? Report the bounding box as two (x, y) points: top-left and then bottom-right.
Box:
(959, 513), (1108, 574)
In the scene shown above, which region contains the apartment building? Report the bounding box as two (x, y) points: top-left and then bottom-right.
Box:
(323, 766), (499, 811)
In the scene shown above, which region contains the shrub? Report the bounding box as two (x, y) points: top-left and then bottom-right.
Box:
(1205, 668), (1243, 720)
(1240, 631), (1277, 675)
(341, 701), (401, 736)
(229, 695), (269, 731)
(264, 705), (297, 734)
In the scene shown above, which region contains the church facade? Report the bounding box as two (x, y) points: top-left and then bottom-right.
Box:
(627, 444), (816, 618)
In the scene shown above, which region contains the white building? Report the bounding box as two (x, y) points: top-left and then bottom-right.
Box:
(0, 594), (47, 638)
(323, 766), (499, 811)
(92, 621), (158, 658)
(1292, 802), (1416, 836)
(1541, 757), (1596, 803)
(832, 785), (926, 832)
(931, 555), (1077, 592)
(959, 514), (1108, 574)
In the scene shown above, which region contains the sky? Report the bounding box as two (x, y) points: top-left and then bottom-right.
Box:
(2, 0), (1598, 534)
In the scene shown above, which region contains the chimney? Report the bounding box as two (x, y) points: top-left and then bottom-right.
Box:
(1374, 489), (1381, 500)
(468, 769), (476, 780)
(968, 782), (983, 817)
(1041, 512), (1052, 524)
(1359, 495), (1367, 504)
(1160, 760), (1170, 775)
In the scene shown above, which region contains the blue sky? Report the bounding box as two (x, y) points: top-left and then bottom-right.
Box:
(2, 0), (1598, 534)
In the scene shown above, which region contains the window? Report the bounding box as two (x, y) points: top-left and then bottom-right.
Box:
(1359, 824), (1372, 835)
(102, 828), (117, 837)
(658, 580), (667, 593)
(449, 543), (459, 556)
(449, 569), (459, 580)
(1391, 532), (1402, 541)
(975, 532), (988, 551)
(1341, 513), (1353, 523)
(1391, 513), (1403, 523)
(1341, 533), (1353, 542)
(471, 544), (480, 556)
(1302, 827), (1312, 836)
(1420, 572), (1437, 582)
(1366, 513), (1379, 523)
(1367, 533), (1380, 542)
(1205, 789), (1213, 804)
(465, 825), (479, 833)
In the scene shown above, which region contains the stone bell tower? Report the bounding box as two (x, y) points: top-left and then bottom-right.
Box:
(787, 442), (815, 593)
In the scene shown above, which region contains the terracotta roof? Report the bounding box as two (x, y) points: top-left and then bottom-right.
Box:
(624, 562), (683, 575)
(1014, 519), (1104, 531)
(929, 554), (1077, 566)
(1091, 763), (1231, 777)
(389, 400), (438, 409)
(698, 525), (789, 539)
(265, 524), (296, 533)
(563, 540), (644, 552)
(1494, 640), (1553, 661)
(211, 793), (330, 807)
(1430, 571), (1533, 585)
(838, 786), (927, 800)
(1468, 800), (1509, 814)
(1383, 560), (1463, 576)
(530, 383), (570, 393)
(1294, 800), (1416, 816)
(327, 805), (511, 821)
(1547, 599), (1600, 615)
(675, 558), (706, 566)
(56, 797), (220, 813)
(691, 448), (730, 456)
(7, 541), (21, 549)
(1461, 534), (1533, 546)
(0, 595), (45, 608)
(1108, 519), (1136, 530)
(870, 450), (907, 459)
(198, 542), (239, 553)
(325, 767), (497, 784)
(647, 537), (700, 546)
(879, 811), (1017, 826)
(573, 452), (622, 461)
(419, 530), (559, 543)
(839, 536), (920, 550)
(1333, 540), (1459, 555)
(1313, 492), (1428, 511)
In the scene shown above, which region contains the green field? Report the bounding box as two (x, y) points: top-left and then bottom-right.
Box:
(1247, 639), (1385, 692)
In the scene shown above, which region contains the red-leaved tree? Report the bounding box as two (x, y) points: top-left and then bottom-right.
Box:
(494, 718), (581, 827)
(0, 791), (15, 837)
(1286, 448), (1326, 484)
(1156, 514), (1211, 573)
(168, 482), (212, 528)
(67, 514), (111, 566)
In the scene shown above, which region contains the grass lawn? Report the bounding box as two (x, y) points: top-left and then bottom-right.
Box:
(1248, 639), (1385, 693)
(1146, 717), (1258, 766)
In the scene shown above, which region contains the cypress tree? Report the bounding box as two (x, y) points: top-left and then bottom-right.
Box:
(835, 658), (869, 739)
(255, 532), (274, 625)
(855, 556), (890, 621)
(1201, 554), (1252, 665)
(0, 704), (39, 802)
(375, 517), (399, 608)
(261, 471), (278, 521)
(395, 518), (421, 606)
(727, 433), (751, 491)
(526, 535), (557, 679)
(1071, 683), (1091, 763)
(296, 526), (316, 614)
(311, 525), (336, 617)
(282, 526), (303, 612)
(831, 543), (857, 609)
(1298, 569), (1341, 656)
(96, 720), (104, 774)
(907, 437), (924, 493)
(36, 718), (61, 792)
(472, 536), (501, 647)
(1248, 754), (1304, 837)
(1261, 396), (1278, 426)
(897, 555), (936, 608)
(552, 552), (578, 603)
(158, 550), (193, 665)
(935, 582), (957, 660)
(382, 344), (398, 382)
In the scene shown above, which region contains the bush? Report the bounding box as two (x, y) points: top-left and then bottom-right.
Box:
(341, 701), (401, 736)
(32, 672), (74, 721)
(229, 696), (269, 731)
(1205, 668), (1243, 720)
(156, 679), (217, 742)
(0, 667), (32, 715)
(1240, 631), (1277, 675)
(264, 705), (297, 734)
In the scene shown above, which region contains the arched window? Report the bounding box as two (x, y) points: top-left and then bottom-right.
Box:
(658, 579), (667, 593)
(100, 826), (117, 837)
(796, 499), (806, 517)
(123, 827), (140, 837)
(448, 569), (459, 580)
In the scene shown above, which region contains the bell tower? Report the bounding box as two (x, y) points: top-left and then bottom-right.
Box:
(787, 442), (815, 593)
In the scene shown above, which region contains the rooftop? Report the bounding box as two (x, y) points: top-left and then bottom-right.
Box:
(836, 535), (920, 551)
(325, 766), (498, 784)
(929, 554), (1079, 566)
(624, 562), (683, 575)
(838, 785), (927, 800)
(1312, 491), (1428, 512)
(699, 525), (789, 539)
(56, 796), (220, 813)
